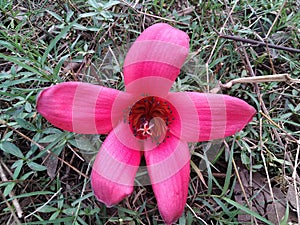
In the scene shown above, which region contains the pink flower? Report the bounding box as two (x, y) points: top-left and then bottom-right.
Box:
(37, 23), (256, 224)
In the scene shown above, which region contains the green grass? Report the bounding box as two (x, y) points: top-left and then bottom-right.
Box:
(1, 0), (300, 224)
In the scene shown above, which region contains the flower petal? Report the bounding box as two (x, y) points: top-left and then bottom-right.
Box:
(144, 134), (190, 224)
(168, 92), (256, 142)
(91, 130), (141, 206)
(123, 23), (189, 93)
(37, 82), (124, 134)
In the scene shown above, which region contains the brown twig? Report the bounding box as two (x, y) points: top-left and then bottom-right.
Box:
(260, 111), (300, 145)
(24, 187), (63, 219)
(219, 35), (300, 53)
(0, 191), (22, 225)
(0, 161), (23, 221)
(265, 0), (288, 38)
(219, 73), (300, 89)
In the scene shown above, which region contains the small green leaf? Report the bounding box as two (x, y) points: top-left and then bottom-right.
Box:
(88, 0), (103, 8)
(280, 203), (289, 225)
(73, 23), (88, 31)
(62, 207), (77, 216)
(49, 210), (60, 220)
(241, 151), (250, 165)
(37, 205), (58, 213)
(0, 141), (24, 158)
(103, 0), (120, 9)
(179, 214), (186, 225)
(0, 40), (15, 51)
(11, 159), (23, 169)
(280, 112), (293, 120)
(13, 160), (24, 179)
(43, 128), (62, 134)
(46, 10), (63, 22)
(27, 162), (47, 171)
(78, 12), (99, 18)
(25, 102), (32, 112)
(295, 103), (300, 112)
(4, 182), (15, 197)
(20, 171), (34, 180)
(39, 134), (62, 143)
(16, 118), (36, 131)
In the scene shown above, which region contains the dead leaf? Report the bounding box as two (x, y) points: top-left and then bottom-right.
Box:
(43, 153), (59, 179)
(286, 183), (300, 211)
(234, 165), (298, 224)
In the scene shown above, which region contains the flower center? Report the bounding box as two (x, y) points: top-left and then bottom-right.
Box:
(129, 96), (175, 144)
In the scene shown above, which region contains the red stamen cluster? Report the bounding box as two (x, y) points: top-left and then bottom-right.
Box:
(128, 96), (175, 144)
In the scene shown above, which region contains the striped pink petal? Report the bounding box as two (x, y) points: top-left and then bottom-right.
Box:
(123, 23), (189, 94)
(37, 82), (125, 134)
(168, 92), (256, 142)
(144, 134), (190, 224)
(91, 130), (141, 206)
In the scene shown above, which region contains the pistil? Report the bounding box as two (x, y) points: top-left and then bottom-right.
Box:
(137, 121), (154, 136)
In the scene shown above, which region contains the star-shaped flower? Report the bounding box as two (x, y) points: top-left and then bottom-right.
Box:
(37, 23), (256, 224)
